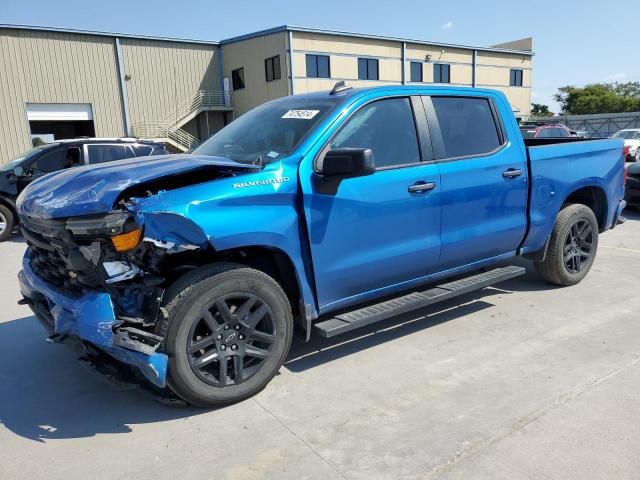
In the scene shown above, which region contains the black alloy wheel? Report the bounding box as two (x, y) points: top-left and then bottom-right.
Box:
(158, 263), (293, 407)
(187, 293), (276, 387)
(563, 219), (593, 274)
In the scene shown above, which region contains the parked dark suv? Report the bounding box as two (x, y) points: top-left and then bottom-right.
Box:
(0, 138), (168, 241)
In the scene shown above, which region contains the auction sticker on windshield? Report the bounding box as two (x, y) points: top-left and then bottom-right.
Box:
(282, 110), (320, 119)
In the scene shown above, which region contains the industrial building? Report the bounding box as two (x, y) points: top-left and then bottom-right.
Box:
(0, 24), (533, 163)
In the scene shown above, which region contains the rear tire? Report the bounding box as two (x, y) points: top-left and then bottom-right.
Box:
(535, 204), (599, 286)
(157, 263), (293, 407)
(0, 205), (15, 242)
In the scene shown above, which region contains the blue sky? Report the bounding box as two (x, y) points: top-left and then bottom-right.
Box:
(2, 0), (638, 112)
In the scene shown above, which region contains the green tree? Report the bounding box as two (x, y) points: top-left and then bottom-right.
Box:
(554, 82), (640, 114)
(531, 103), (553, 117)
(31, 137), (46, 147)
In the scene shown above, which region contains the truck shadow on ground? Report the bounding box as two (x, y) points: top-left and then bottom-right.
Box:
(0, 315), (206, 442)
(285, 260), (549, 372)
(0, 260), (551, 442)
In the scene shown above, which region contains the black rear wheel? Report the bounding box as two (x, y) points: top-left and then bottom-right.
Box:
(158, 263), (293, 407)
(535, 204), (599, 286)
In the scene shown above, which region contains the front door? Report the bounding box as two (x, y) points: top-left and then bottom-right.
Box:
(18, 146), (82, 195)
(301, 96), (442, 311)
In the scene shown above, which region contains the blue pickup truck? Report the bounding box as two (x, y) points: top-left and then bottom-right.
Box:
(17, 85), (625, 406)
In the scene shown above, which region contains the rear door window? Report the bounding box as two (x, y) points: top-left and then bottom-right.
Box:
(132, 145), (153, 156)
(430, 96), (502, 159)
(87, 144), (129, 164)
(330, 97), (421, 168)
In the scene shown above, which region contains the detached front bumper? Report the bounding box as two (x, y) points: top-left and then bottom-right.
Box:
(18, 252), (168, 388)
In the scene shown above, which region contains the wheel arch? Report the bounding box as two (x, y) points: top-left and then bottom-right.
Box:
(0, 195), (17, 218)
(562, 185), (608, 231)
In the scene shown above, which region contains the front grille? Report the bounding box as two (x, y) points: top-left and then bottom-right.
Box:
(20, 216), (102, 295)
(28, 244), (84, 295)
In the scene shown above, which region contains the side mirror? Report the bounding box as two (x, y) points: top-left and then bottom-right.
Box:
(318, 148), (375, 178)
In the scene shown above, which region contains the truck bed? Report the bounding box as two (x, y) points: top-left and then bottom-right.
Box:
(521, 137), (625, 256)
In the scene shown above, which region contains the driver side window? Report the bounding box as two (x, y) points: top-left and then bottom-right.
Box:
(330, 97), (421, 168)
(30, 148), (67, 174)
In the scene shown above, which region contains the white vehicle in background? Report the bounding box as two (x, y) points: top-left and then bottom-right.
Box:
(612, 129), (640, 161)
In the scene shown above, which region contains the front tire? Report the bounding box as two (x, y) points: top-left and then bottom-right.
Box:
(0, 205), (15, 242)
(535, 204), (599, 286)
(158, 263), (293, 407)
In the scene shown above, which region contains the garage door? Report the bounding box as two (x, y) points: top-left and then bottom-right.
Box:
(26, 103), (93, 121)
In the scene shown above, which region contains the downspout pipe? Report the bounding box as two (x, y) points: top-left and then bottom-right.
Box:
(401, 41), (406, 85)
(115, 37), (132, 136)
(472, 49), (477, 88)
(288, 29), (295, 95)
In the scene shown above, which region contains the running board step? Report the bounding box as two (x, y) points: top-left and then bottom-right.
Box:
(314, 266), (525, 338)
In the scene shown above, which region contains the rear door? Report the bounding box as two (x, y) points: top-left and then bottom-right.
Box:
(301, 96), (442, 311)
(424, 95), (528, 271)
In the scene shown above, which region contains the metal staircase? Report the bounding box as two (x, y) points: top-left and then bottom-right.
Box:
(131, 90), (232, 151)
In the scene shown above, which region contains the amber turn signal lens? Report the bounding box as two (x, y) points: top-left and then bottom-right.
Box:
(111, 228), (142, 252)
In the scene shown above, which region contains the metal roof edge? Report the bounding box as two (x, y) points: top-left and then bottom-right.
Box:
(283, 25), (534, 56)
(0, 24), (220, 45)
(219, 25), (289, 45)
(0, 23), (534, 56)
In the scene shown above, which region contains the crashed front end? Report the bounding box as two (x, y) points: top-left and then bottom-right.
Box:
(17, 210), (207, 388)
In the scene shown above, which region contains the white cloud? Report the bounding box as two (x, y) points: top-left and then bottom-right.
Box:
(441, 21), (453, 29)
(606, 73), (627, 81)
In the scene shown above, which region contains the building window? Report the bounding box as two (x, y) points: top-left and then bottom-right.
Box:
(231, 67), (245, 90)
(410, 62), (423, 82)
(264, 55), (281, 82)
(510, 69), (523, 87)
(434, 63), (450, 83)
(358, 58), (379, 80)
(306, 54), (330, 78)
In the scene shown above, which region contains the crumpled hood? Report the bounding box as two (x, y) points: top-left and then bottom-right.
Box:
(17, 154), (258, 219)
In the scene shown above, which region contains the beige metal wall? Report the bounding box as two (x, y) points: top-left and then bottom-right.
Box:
(292, 31), (403, 90)
(476, 52), (532, 115)
(120, 39), (221, 126)
(0, 28), (125, 163)
(290, 31), (532, 115)
(221, 32), (289, 116)
(405, 43), (474, 86)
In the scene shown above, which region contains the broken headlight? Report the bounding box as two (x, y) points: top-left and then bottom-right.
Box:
(65, 212), (137, 237)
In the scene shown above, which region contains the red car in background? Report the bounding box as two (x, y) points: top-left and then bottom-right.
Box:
(520, 122), (573, 139)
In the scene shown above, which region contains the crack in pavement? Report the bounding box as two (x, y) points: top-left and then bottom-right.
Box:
(420, 355), (640, 480)
(252, 397), (348, 479)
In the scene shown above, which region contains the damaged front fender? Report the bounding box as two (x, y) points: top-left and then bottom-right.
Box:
(135, 211), (210, 253)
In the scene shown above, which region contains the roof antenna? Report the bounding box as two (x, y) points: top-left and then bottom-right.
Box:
(330, 80), (352, 95)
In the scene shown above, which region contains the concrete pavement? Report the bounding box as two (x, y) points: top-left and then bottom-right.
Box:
(1, 211), (639, 479)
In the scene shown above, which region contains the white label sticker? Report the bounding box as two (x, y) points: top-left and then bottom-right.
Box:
(267, 151), (279, 159)
(282, 109), (320, 119)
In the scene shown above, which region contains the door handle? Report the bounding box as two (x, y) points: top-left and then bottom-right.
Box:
(502, 168), (523, 179)
(408, 182), (437, 193)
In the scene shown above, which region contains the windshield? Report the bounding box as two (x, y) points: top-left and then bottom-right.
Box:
(0, 145), (53, 172)
(613, 130), (640, 140)
(193, 97), (341, 163)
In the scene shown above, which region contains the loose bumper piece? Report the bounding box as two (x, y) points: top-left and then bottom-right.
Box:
(18, 253), (168, 387)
